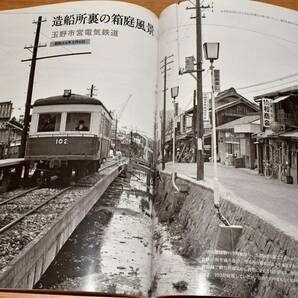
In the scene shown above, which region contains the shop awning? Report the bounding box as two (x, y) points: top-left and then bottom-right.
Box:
(224, 141), (240, 144)
(279, 130), (298, 139)
(272, 95), (290, 103)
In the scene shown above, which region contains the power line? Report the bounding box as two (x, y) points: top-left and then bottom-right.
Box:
(160, 22), (298, 46)
(175, 4), (181, 69)
(236, 73), (298, 90)
(241, 79), (298, 95)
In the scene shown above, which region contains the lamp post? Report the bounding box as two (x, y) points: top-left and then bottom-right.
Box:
(203, 42), (220, 206)
(171, 86), (180, 192)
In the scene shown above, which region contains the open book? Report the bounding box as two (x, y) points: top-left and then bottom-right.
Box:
(0, 0), (297, 297)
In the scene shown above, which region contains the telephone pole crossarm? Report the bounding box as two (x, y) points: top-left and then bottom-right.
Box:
(21, 51), (92, 62)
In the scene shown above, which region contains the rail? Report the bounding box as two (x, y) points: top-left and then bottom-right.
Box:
(0, 159), (127, 234)
(0, 186), (39, 206)
(0, 186), (73, 234)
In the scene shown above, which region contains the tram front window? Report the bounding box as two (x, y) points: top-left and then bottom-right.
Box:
(66, 112), (91, 131)
(38, 113), (61, 132)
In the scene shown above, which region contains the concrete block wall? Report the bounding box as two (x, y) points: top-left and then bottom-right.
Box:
(0, 164), (125, 288)
(155, 173), (298, 298)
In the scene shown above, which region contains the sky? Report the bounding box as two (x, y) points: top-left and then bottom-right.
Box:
(157, 0), (298, 113)
(0, 0), (297, 138)
(0, 0), (158, 137)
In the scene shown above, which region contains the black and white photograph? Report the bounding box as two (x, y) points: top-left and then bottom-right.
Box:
(0, 0), (297, 297)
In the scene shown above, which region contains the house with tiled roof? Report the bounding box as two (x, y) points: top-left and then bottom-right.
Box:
(254, 85), (298, 184)
(170, 88), (259, 163)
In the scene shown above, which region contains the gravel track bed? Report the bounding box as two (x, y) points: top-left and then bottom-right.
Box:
(0, 173), (103, 273)
(0, 188), (34, 203)
(0, 188), (61, 229)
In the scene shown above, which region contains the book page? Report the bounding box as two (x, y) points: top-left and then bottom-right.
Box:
(0, 0), (158, 296)
(154, 0), (298, 297)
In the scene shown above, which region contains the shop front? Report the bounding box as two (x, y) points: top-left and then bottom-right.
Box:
(257, 133), (298, 184)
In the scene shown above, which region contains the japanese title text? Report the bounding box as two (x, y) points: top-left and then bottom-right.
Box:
(52, 13), (154, 36)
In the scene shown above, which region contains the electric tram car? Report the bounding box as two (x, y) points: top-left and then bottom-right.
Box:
(25, 90), (113, 178)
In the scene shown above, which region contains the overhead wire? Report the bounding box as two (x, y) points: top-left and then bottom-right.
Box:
(235, 73), (298, 90)
(241, 79), (298, 95)
(175, 3), (181, 70)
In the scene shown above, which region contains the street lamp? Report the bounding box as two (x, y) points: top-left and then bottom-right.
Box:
(171, 86), (180, 192)
(203, 42), (220, 62)
(203, 42), (220, 207)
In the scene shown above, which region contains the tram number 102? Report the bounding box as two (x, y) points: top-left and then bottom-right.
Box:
(55, 138), (68, 145)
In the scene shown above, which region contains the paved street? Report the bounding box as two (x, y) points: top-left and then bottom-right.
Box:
(164, 162), (298, 239)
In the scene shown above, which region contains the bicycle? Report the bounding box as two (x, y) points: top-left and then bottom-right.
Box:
(279, 162), (289, 183)
(263, 160), (273, 179)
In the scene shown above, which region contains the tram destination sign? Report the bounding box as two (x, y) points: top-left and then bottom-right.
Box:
(50, 39), (90, 47)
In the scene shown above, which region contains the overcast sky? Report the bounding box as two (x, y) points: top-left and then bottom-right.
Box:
(0, 0), (297, 137)
(158, 0), (298, 113)
(0, 0), (158, 137)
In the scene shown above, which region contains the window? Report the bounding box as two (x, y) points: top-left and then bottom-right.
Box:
(37, 113), (61, 132)
(66, 113), (91, 131)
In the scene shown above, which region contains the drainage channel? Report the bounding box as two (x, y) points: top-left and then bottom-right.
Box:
(35, 171), (153, 297)
(34, 170), (224, 297)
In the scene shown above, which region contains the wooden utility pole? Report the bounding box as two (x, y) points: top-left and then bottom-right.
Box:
(87, 84), (97, 97)
(19, 17), (92, 159)
(195, 2), (204, 180)
(114, 118), (118, 154)
(19, 16), (45, 158)
(179, 0), (211, 180)
(160, 55), (174, 170)
(192, 89), (197, 145)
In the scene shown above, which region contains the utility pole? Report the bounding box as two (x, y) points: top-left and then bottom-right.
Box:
(178, 0), (211, 180)
(19, 17), (92, 160)
(87, 84), (97, 97)
(19, 16), (46, 158)
(114, 118), (118, 154)
(195, 2), (204, 180)
(192, 89), (197, 146)
(113, 94), (131, 155)
(160, 55), (174, 170)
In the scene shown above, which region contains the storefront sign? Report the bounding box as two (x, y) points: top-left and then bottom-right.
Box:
(203, 92), (211, 129)
(262, 98), (274, 128)
(185, 56), (195, 71)
(214, 69), (220, 92)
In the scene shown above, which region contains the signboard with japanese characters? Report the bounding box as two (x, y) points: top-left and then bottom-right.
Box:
(203, 92), (211, 128)
(185, 56), (195, 72)
(262, 98), (274, 128)
(214, 69), (221, 93)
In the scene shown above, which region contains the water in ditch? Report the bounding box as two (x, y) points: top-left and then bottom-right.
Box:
(35, 171), (223, 297)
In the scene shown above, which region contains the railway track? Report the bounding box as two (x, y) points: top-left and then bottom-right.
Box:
(0, 186), (40, 206)
(0, 186), (73, 234)
(0, 158), (127, 272)
(0, 158), (125, 236)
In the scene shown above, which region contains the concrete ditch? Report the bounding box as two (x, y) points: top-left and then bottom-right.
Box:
(154, 172), (298, 298)
(0, 161), (127, 289)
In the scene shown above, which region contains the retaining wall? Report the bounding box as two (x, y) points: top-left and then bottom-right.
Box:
(155, 172), (298, 298)
(0, 162), (126, 288)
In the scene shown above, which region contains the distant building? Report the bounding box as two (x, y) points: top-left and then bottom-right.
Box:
(217, 114), (260, 168)
(168, 88), (259, 163)
(254, 85), (298, 184)
(0, 102), (23, 158)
